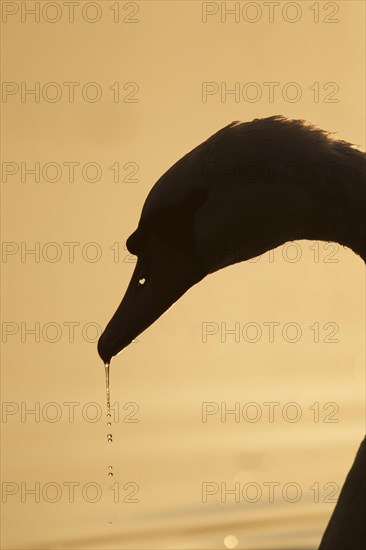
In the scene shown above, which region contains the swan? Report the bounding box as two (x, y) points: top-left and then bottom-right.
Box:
(98, 115), (365, 549)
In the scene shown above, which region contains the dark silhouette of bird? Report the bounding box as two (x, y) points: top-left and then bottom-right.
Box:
(97, 115), (365, 549)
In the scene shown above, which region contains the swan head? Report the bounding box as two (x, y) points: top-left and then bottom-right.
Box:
(96, 157), (287, 363)
(98, 115), (365, 362)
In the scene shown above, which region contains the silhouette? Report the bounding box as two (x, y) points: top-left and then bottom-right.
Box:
(98, 115), (365, 549)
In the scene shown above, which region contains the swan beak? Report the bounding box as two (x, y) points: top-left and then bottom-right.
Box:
(97, 236), (200, 364)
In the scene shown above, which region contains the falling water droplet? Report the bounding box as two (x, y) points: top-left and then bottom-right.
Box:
(103, 366), (114, 527)
(104, 362), (113, 442)
(104, 362), (111, 413)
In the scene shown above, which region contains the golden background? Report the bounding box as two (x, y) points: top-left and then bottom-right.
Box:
(1, 1), (365, 548)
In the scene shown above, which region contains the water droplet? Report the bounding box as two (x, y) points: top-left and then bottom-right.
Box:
(104, 362), (111, 412)
(108, 472), (113, 477)
(108, 466), (113, 470)
(103, 363), (115, 443)
(224, 535), (239, 549)
(108, 521), (112, 526)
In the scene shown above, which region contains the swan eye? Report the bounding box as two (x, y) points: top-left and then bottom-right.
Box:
(137, 277), (146, 287)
